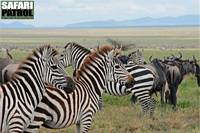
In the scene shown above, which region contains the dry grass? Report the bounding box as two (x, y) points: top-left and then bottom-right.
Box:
(0, 27), (199, 48)
(39, 77), (200, 133)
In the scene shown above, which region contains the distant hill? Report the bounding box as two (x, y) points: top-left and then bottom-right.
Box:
(0, 14), (199, 28)
(66, 15), (200, 28)
(0, 22), (34, 28)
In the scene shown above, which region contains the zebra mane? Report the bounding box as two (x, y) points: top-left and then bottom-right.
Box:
(65, 42), (90, 53)
(36, 45), (58, 57)
(11, 45), (58, 79)
(75, 44), (113, 80)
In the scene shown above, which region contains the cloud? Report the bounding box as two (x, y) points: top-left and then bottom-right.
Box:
(1, 0), (198, 27)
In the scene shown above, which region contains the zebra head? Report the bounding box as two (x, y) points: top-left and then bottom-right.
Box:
(127, 49), (145, 65)
(59, 42), (73, 68)
(59, 42), (91, 70)
(106, 49), (134, 87)
(40, 45), (74, 93)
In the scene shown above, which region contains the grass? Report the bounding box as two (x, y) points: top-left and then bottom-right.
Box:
(40, 76), (199, 133)
(0, 27), (199, 132)
(0, 27), (199, 48)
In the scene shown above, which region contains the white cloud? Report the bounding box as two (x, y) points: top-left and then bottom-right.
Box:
(1, 0), (198, 27)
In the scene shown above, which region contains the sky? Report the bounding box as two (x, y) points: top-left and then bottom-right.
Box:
(1, 0), (199, 27)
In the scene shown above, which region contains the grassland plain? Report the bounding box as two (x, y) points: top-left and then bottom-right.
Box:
(0, 27), (199, 133)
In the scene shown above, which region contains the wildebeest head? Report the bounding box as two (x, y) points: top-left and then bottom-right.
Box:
(179, 56), (200, 86)
(118, 55), (129, 64)
(190, 56), (200, 86)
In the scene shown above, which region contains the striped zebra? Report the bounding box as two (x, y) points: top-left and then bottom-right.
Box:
(127, 49), (146, 65)
(0, 45), (72, 132)
(24, 45), (134, 133)
(59, 43), (155, 116)
(59, 42), (90, 70)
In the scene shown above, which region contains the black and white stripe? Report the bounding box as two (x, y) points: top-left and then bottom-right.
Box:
(25, 46), (133, 133)
(0, 45), (70, 132)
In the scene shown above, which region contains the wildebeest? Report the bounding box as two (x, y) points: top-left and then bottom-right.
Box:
(2, 63), (20, 83)
(0, 48), (14, 84)
(163, 55), (200, 109)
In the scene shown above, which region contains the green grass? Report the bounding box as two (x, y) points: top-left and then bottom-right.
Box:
(0, 27), (199, 133)
(3, 49), (198, 133)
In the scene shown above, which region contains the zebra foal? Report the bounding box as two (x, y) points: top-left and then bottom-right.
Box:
(0, 45), (72, 133)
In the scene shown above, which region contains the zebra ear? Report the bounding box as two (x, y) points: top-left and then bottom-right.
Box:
(107, 49), (115, 62)
(41, 56), (48, 63)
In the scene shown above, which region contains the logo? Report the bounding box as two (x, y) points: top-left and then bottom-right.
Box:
(1, 1), (34, 19)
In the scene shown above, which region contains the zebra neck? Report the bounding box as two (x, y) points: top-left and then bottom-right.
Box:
(12, 63), (45, 107)
(72, 52), (90, 70)
(77, 72), (104, 98)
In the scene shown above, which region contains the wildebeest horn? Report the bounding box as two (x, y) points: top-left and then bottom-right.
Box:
(149, 56), (153, 62)
(193, 56), (197, 62)
(178, 52), (182, 59)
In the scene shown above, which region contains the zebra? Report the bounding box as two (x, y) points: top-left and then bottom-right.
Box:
(59, 42), (90, 70)
(24, 45), (134, 133)
(127, 49), (146, 65)
(0, 45), (73, 132)
(59, 42), (155, 116)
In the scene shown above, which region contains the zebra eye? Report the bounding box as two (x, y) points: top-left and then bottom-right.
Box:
(51, 65), (58, 69)
(115, 65), (120, 69)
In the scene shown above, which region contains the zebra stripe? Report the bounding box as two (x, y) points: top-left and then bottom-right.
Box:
(0, 45), (70, 132)
(25, 45), (133, 132)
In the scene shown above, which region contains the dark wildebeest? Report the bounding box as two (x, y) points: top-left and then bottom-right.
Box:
(164, 55), (200, 109)
(118, 55), (129, 64)
(0, 49), (14, 84)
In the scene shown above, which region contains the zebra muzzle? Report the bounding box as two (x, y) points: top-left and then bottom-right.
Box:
(62, 76), (75, 93)
(125, 75), (134, 88)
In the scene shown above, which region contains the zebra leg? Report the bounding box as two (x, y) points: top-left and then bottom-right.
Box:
(98, 96), (103, 111)
(76, 122), (92, 133)
(8, 117), (26, 133)
(148, 97), (156, 118)
(138, 98), (149, 116)
(130, 94), (137, 105)
(76, 123), (81, 133)
(24, 122), (42, 133)
(77, 113), (93, 133)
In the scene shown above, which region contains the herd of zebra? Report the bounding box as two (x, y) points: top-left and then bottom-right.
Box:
(0, 43), (199, 133)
